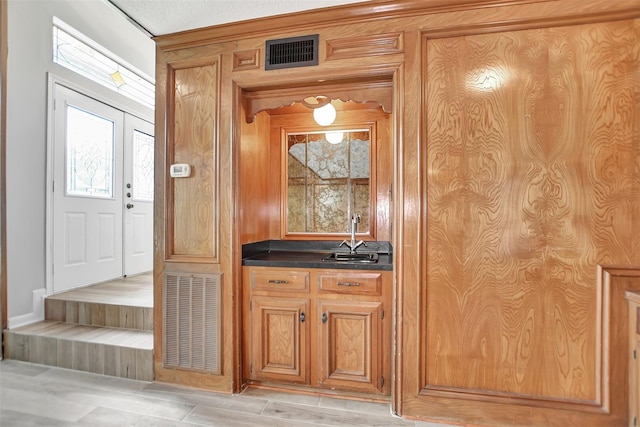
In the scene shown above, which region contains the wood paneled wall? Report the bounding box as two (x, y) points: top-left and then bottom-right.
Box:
(153, 0), (640, 425)
(424, 18), (640, 399)
(170, 63), (219, 260)
(407, 12), (640, 427)
(154, 49), (235, 391)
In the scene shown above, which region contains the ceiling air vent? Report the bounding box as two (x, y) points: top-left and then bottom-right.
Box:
(265, 34), (319, 70)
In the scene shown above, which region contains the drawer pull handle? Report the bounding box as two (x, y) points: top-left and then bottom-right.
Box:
(268, 279), (289, 284)
(337, 282), (360, 287)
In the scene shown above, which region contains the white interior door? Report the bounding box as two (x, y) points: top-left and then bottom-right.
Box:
(123, 115), (154, 276)
(52, 84), (124, 293)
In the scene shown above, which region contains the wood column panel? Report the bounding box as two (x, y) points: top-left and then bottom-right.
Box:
(422, 16), (640, 415)
(167, 60), (220, 262)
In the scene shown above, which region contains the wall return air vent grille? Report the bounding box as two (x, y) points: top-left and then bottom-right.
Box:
(265, 34), (319, 70)
(164, 273), (221, 374)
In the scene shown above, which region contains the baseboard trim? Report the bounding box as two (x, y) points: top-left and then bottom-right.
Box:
(7, 288), (45, 329)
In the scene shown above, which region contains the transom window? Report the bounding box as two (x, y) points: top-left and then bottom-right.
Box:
(53, 19), (155, 109)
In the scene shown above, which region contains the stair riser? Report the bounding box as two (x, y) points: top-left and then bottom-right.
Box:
(3, 330), (153, 381)
(45, 299), (152, 331)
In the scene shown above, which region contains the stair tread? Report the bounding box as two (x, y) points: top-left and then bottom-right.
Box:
(10, 321), (153, 350)
(47, 273), (153, 308)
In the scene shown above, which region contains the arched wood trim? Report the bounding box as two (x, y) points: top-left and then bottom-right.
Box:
(242, 79), (393, 123)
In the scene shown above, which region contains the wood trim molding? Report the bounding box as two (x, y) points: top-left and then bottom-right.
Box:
(242, 79), (393, 124)
(420, 6), (640, 39)
(232, 49), (260, 72)
(154, 0), (551, 50)
(325, 33), (403, 61)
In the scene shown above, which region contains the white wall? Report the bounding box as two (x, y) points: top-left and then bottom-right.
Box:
(6, 0), (155, 325)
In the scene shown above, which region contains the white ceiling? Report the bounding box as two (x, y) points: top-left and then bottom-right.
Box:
(107, 0), (370, 37)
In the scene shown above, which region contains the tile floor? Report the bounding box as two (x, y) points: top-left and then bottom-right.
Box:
(0, 359), (458, 426)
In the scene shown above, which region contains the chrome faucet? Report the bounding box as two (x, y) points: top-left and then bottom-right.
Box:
(340, 213), (367, 254)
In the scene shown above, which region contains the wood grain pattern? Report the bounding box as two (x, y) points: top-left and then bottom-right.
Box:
(243, 266), (392, 396)
(150, 0), (640, 424)
(325, 32), (403, 61)
(232, 49), (260, 71)
(251, 296), (309, 383)
(319, 300), (383, 393)
(239, 110), (274, 243)
(423, 17), (640, 410)
(171, 62), (219, 259)
(154, 0), (556, 50)
(243, 80), (393, 123)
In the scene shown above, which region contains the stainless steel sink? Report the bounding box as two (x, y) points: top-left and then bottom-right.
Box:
(322, 252), (379, 263)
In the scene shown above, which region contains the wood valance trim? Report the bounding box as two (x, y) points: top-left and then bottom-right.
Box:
(242, 79), (393, 124)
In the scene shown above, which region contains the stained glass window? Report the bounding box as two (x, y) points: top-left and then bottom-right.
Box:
(132, 130), (154, 202)
(65, 105), (115, 198)
(53, 20), (155, 109)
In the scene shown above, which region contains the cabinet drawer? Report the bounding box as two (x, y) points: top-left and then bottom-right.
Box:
(250, 268), (309, 293)
(317, 272), (382, 296)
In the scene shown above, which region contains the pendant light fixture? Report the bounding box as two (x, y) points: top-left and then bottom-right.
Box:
(302, 96), (336, 126)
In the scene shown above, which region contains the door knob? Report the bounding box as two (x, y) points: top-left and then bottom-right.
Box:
(126, 203), (134, 209)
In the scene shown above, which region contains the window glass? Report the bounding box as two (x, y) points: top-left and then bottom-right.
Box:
(65, 105), (115, 198)
(287, 130), (370, 234)
(53, 22), (155, 109)
(132, 129), (154, 201)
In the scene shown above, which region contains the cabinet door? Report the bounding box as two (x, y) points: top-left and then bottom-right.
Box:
(250, 296), (309, 384)
(318, 300), (383, 393)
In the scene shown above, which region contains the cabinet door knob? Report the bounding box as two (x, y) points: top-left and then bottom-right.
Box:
(299, 312), (305, 323)
(321, 312), (327, 324)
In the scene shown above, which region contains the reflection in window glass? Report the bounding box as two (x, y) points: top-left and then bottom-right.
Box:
(66, 105), (115, 198)
(287, 130), (370, 234)
(133, 130), (154, 201)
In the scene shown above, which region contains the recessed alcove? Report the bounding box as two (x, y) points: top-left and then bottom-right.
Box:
(239, 80), (393, 243)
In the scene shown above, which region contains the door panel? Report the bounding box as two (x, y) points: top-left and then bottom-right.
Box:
(318, 300), (382, 393)
(250, 296), (309, 384)
(53, 84), (123, 293)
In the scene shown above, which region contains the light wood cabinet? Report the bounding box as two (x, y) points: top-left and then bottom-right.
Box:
(250, 296), (309, 384)
(243, 265), (391, 395)
(318, 299), (384, 393)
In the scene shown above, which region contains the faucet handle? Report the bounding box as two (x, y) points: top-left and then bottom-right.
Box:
(353, 240), (367, 251)
(352, 213), (361, 223)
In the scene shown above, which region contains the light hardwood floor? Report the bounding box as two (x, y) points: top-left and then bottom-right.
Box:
(46, 273), (153, 307)
(0, 360), (457, 427)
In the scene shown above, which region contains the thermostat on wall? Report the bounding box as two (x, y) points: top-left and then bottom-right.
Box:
(170, 163), (191, 178)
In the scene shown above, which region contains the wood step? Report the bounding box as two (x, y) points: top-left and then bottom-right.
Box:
(45, 298), (153, 331)
(3, 321), (153, 381)
(44, 274), (153, 331)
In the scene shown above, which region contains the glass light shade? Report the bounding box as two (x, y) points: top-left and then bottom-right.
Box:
(325, 131), (344, 144)
(313, 103), (336, 126)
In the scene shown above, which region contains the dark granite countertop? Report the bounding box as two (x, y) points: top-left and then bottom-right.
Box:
(242, 240), (393, 271)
